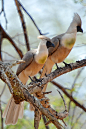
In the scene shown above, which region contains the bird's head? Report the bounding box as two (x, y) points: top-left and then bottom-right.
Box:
(73, 13), (83, 33)
(38, 35), (55, 48)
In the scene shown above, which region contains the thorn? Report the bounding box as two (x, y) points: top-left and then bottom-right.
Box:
(43, 91), (52, 95)
(62, 119), (67, 126)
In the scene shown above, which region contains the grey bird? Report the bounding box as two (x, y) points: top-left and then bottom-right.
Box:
(3, 35), (55, 125)
(40, 13), (83, 92)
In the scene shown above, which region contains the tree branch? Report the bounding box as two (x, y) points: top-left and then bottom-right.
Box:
(52, 81), (86, 112)
(15, 0), (30, 51)
(0, 24), (23, 58)
(1, 59), (86, 128)
(17, 0), (47, 35)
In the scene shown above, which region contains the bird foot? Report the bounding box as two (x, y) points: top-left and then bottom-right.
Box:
(55, 63), (61, 71)
(29, 76), (43, 83)
(63, 61), (72, 70)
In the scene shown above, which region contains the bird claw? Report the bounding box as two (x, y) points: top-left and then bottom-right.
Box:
(31, 76), (43, 83)
(63, 61), (72, 70)
(55, 63), (61, 71)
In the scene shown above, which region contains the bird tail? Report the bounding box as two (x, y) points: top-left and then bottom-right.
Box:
(3, 95), (24, 125)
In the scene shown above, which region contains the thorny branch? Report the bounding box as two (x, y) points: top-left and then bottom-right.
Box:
(0, 59), (86, 128)
(0, 61), (67, 129)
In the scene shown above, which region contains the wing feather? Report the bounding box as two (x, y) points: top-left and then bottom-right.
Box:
(16, 50), (36, 76)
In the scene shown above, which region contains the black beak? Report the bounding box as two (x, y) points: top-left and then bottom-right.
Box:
(46, 41), (55, 48)
(77, 26), (83, 33)
(80, 28), (83, 33)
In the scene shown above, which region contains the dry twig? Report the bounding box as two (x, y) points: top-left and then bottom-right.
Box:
(15, 0), (30, 51)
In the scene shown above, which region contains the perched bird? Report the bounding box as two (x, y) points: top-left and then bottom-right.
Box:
(41, 13), (83, 92)
(3, 35), (55, 125)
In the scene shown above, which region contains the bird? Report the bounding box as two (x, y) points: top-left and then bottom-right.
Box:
(40, 13), (83, 92)
(2, 35), (55, 125)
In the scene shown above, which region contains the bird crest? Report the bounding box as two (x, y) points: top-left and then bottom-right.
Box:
(73, 13), (82, 27)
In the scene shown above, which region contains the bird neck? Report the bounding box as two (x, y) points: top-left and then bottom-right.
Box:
(35, 42), (48, 64)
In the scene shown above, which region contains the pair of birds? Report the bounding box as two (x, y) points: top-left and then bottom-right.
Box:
(3, 13), (83, 125)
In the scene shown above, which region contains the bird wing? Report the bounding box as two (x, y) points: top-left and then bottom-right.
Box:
(16, 50), (36, 76)
(48, 33), (65, 56)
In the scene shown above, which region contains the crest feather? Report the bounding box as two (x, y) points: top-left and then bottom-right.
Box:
(73, 13), (82, 26)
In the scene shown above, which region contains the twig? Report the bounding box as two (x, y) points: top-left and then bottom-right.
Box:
(0, 24), (23, 58)
(34, 108), (41, 129)
(71, 106), (77, 126)
(9, 60), (25, 68)
(42, 115), (49, 129)
(0, 0), (8, 29)
(0, 24), (3, 60)
(52, 80), (86, 112)
(71, 111), (84, 129)
(80, 120), (86, 129)
(0, 83), (6, 97)
(0, 70), (13, 94)
(68, 67), (84, 112)
(17, 0), (48, 35)
(71, 67), (84, 91)
(57, 90), (67, 112)
(2, 50), (19, 60)
(15, 0), (30, 51)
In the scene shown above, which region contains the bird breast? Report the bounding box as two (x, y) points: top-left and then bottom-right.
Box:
(61, 33), (76, 49)
(23, 59), (44, 77)
(35, 52), (48, 64)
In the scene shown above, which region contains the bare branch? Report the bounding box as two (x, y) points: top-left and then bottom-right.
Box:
(52, 81), (86, 112)
(71, 111), (84, 129)
(71, 106), (77, 125)
(0, 0), (8, 28)
(0, 24), (3, 60)
(0, 24), (23, 58)
(0, 83), (6, 97)
(17, 0), (48, 35)
(34, 108), (41, 129)
(15, 0), (30, 51)
(2, 50), (19, 60)
(57, 90), (67, 112)
(42, 115), (49, 129)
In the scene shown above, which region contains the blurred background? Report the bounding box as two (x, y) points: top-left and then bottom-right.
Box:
(0, 0), (86, 128)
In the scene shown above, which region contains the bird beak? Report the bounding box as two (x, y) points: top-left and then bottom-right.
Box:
(46, 41), (55, 48)
(80, 28), (83, 33)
